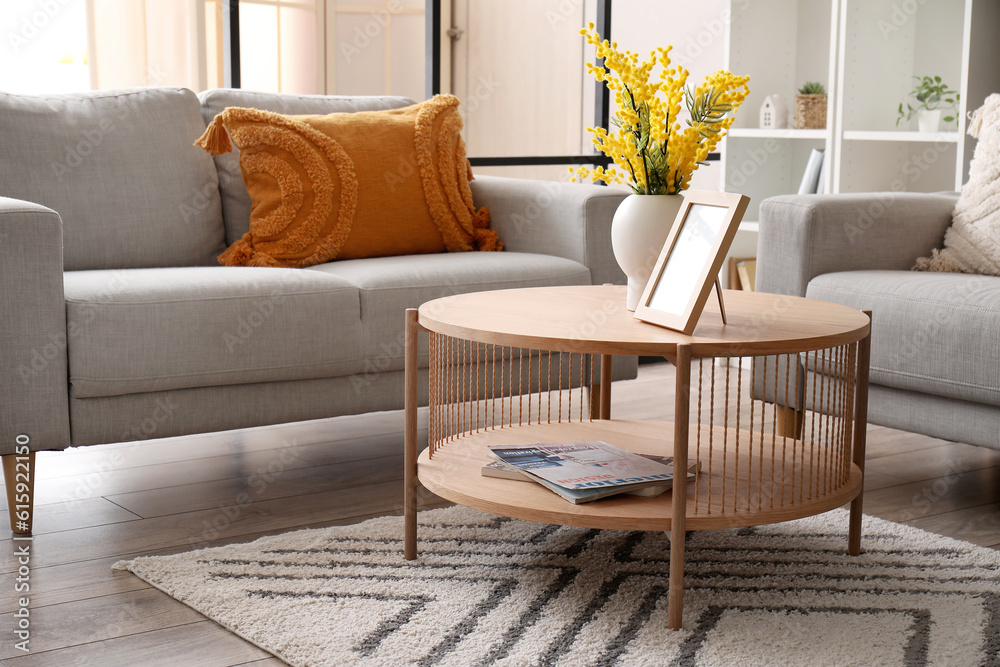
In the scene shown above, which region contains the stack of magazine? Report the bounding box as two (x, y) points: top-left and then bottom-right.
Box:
(482, 441), (698, 504)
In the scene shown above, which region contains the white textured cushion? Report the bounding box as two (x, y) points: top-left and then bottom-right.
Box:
(915, 93), (1000, 275)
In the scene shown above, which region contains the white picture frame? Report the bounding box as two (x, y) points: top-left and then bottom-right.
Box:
(633, 190), (751, 335)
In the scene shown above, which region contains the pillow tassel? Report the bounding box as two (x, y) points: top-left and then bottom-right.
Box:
(218, 233), (285, 267)
(218, 235), (254, 266)
(194, 116), (233, 155)
(471, 206), (503, 252)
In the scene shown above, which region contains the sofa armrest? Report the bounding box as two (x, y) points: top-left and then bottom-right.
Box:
(757, 192), (959, 297)
(470, 175), (628, 286)
(0, 197), (70, 453)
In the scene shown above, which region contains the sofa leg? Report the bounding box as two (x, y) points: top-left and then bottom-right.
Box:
(588, 354), (614, 420)
(3, 452), (35, 534)
(588, 384), (602, 419)
(775, 405), (804, 440)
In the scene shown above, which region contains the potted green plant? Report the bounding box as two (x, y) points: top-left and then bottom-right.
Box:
(795, 81), (826, 129)
(896, 76), (960, 132)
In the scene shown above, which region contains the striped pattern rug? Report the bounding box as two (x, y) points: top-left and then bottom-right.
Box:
(115, 506), (1000, 666)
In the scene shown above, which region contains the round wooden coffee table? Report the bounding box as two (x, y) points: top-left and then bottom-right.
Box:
(402, 284), (871, 629)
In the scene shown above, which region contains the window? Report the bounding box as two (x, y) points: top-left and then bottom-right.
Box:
(325, 0), (424, 101)
(2, 0), (90, 94)
(238, 0), (320, 93)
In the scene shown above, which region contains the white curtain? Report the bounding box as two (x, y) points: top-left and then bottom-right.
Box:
(87, 0), (209, 91)
(87, 0), (321, 93)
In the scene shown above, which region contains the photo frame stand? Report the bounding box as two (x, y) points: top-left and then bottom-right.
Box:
(714, 277), (728, 325)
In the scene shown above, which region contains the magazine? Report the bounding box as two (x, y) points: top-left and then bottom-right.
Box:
(482, 460), (533, 481)
(482, 454), (699, 504)
(489, 463), (663, 503)
(489, 441), (676, 489)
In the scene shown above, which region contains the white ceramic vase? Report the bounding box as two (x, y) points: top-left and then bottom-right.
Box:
(611, 193), (684, 311)
(917, 109), (942, 133)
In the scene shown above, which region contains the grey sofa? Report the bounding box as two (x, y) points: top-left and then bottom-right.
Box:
(0, 86), (635, 531)
(756, 192), (1000, 450)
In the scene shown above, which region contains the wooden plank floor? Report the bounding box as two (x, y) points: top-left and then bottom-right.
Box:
(1, 362), (998, 665)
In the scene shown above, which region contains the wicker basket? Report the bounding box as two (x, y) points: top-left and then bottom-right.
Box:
(794, 94), (827, 129)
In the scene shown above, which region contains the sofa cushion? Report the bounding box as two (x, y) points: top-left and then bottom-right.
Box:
(307, 252), (592, 373)
(64, 267), (363, 398)
(806, 270), (1000, 407)
(915, 93), (1000, 276)
(197, 89), (414, 246)
(196, 96), (498, 268)
(0, 88), (225, 270)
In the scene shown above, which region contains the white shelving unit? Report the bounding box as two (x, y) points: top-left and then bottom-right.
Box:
(718, 0), (984, 222)
(841, 131), (961, 142)
(728, 128), (828, 140)
(721, 0), (839, 222)
(614, 0), (995, 282)
(834, 0), (970, 193)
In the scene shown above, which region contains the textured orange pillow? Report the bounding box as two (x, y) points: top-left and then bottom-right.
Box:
(195, 95), (501, 267)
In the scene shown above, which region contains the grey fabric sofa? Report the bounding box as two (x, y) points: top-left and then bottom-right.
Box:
(0, 86), (635, 531)
(756, 193), (1000, 450)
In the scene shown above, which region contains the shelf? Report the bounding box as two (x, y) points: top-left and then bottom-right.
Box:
(418, 420), (864, 531)
(842, 130), (961, 143)
(728, 128), (828, 140)
(717, 0), (973, 215)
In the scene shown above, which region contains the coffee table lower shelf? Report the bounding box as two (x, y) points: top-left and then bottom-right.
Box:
(417, 420), (863, 532)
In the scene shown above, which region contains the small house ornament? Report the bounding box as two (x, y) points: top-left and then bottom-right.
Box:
(759, 94), (788, 129)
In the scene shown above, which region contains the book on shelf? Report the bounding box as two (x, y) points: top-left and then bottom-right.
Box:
(817, 146), (829, 194)
(484, 442), (699, 504)
(797, 148), (825, 194)
(735, 258), (756, 291)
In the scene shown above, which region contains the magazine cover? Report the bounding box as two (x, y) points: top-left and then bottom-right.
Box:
(482, 455), (691, 483)
(488, 441), (675, 490)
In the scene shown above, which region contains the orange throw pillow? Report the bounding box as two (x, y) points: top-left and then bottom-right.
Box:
(195, 95), (501, 267)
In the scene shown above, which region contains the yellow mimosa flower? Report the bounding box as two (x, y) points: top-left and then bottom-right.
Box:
(576, 26), (750, 195)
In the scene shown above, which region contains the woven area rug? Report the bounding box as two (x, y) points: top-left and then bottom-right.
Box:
(114, 506), (1000, 666)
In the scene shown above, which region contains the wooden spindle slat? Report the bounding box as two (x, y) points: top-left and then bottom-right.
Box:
(695, 358), (703, 512)
(735, 360), (742, 514)
(770, 354), (778, 509)
(722, 360), (730, 513)
(708, 357), (716, 513)
(759, 355), (767, 511)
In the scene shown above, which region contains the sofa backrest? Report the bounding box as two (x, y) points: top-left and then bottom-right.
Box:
(197, 89), (414, 246)
(0, 87), (226, 270)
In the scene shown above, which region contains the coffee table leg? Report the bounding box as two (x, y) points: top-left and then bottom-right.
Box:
(668, 344), (691, 630)
(404, 308), (420, 560)
(849, 316), (872, 556)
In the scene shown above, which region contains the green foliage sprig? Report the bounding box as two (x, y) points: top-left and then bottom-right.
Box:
(798, 81), (826, 95)
(896, 75), (960, 126)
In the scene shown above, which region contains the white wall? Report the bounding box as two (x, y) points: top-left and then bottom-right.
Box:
(611, 0), (731, 190)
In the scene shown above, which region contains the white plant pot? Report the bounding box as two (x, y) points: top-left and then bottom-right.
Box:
(917, 109), (942, 133)
(611, 194), (684, 311)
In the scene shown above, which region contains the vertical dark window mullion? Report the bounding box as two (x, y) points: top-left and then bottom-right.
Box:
(223, 0), (241, 88)
(425, 0), (442, 98)
(425, 0), (621, 168)
(594, 0), (612, 136)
